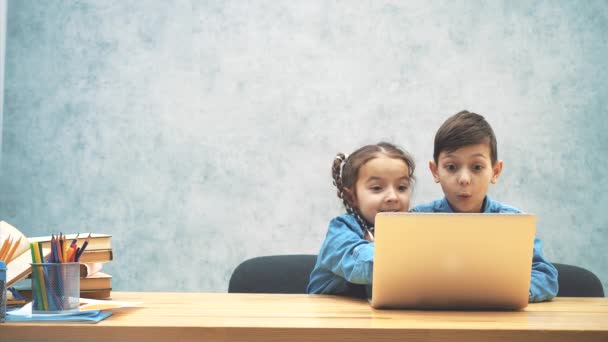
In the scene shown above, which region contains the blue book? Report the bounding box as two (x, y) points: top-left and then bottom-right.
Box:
(6, 304), (113, 323)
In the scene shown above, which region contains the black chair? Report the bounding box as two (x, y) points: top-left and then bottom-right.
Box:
(228, 257), (605, 297)
(554, 263), (604, 297)
(228, 255), (317, 293)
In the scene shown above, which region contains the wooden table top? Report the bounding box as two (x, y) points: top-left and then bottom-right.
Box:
(1, 292), (607, 341)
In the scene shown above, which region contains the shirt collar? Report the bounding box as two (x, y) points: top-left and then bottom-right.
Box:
(439, 195), (491, 213)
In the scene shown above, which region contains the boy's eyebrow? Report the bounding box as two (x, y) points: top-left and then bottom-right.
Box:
(441, 152), (488, 159)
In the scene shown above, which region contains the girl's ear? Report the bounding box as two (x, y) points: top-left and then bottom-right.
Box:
(343, 187), (357, 208)
(491, 160), (504, 184)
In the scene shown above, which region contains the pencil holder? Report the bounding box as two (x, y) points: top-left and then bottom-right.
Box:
(0, 261), (6, 322)
(30, 263), (80, 314)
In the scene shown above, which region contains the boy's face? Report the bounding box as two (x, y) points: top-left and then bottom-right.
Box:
(345, 155), (411, 226)
(429, 143), (503, 213)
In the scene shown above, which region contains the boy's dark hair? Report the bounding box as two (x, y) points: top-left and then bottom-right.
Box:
(332, 142), (415, 215)
(433, 110), (498, 164)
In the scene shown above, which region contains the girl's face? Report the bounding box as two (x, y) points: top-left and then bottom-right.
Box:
(348, 155), (411, 226)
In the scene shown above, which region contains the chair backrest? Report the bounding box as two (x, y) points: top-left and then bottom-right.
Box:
(554, 263), (604, 297)
(228, 255), (317, 294)
(228, 258), (606, 297)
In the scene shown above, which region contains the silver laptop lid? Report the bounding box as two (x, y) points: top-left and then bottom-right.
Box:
(371, 213), (536, 310)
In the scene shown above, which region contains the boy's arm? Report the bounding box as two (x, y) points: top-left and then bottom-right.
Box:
(316, 217), (374, 285)
(490, 201), (558, 302)
(529, 237), (559, 302)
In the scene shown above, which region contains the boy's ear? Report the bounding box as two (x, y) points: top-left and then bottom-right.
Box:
(429, 160), (440, 183)
(343, 187), (357, 208)
(491, 160), (504, 184)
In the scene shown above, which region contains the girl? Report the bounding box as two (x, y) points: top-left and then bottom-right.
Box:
(307, 142), (415, 298)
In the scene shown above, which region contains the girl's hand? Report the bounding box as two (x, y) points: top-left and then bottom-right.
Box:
(364, 229), (374, 242)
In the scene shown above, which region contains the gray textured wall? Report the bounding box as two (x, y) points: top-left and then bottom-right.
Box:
(0, 0), (5, 170)
(1, 0), (606, 294)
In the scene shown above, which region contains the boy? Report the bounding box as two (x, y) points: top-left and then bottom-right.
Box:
(412, 110), (558, 302)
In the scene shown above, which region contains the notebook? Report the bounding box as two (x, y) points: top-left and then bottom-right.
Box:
(370, 213), (536, 310)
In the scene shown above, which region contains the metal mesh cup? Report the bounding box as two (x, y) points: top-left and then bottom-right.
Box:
(0, 261), (6, 322)
(30, 263), (80, 314)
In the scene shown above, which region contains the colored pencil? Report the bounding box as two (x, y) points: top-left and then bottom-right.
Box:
(5, 236), (22, 263)
(0, 236), (10, 261)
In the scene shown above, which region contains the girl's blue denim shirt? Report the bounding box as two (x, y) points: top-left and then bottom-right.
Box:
(307, 214), (372, 298)
(412, 196), (559, 302)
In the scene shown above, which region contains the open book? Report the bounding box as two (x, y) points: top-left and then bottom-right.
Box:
(1, 221), (41, 287)
(1, 220), (112, 287)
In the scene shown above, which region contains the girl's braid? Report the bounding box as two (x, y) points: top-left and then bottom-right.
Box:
(331, 153), (349, 211)
(331, 153), (372, 232)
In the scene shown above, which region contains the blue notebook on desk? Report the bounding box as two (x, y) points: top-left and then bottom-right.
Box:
(6, 303), (112, 323)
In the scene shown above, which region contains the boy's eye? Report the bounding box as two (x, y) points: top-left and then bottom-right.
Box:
(445, 164), (457, 172)
(472, 164), (484, 171)
(398, 185), (409, 191)
(370, 186), (382, 191)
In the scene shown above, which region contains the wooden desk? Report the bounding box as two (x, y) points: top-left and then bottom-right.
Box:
(1, 293), (607, 341)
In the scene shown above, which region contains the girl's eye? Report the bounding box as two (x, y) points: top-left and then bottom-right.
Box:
(371, 186), (382, 191)
(398, 185), (409, 191)
(472, 164), (484, 171)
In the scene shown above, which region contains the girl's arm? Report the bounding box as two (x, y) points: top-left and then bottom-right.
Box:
(316, 216), (374, 285)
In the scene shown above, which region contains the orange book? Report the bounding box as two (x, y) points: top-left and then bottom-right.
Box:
(80, 272), (112, 291)
(30, 233), (111, 251)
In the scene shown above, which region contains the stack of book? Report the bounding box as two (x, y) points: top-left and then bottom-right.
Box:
(31, 234), (113, 300)
(1, 221), (114, 301)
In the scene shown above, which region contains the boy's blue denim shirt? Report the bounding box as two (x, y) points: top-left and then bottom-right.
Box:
(412, 196), (559, 302)
(307, 214), (372, 298)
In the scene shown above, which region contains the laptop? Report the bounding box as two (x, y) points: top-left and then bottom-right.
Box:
(370, 212), (536, 310)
